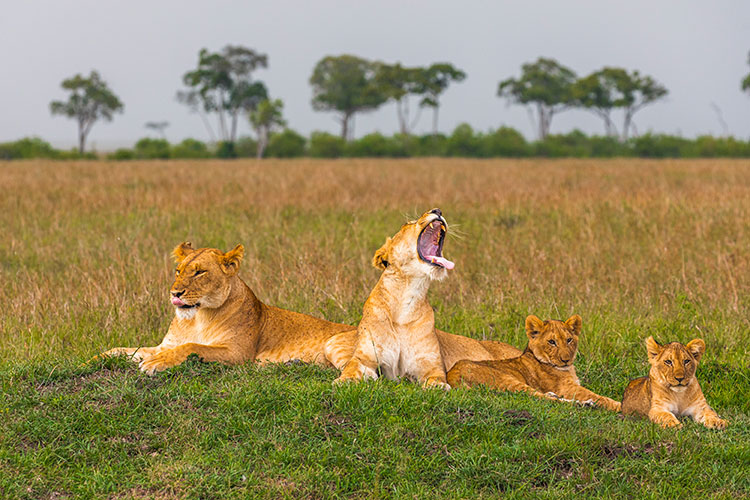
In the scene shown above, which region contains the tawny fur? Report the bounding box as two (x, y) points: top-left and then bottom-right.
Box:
(96, 242), (354, 374)
(621, 336), (727, 429)
(325, 209), (519, 389)
(446, 315), (621, 411)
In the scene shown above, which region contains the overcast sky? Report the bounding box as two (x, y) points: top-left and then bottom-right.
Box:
(2, 1), (749, 149)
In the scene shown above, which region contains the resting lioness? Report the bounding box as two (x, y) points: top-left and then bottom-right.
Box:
(621, 336), (728, 429)
(97, 242), (353, 374)
(446, 315), (621, 411)
(326, 209), (519, 388)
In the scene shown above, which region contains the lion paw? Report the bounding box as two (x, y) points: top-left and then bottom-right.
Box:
(704, 416), (728, 430)
(139, 352), (181, 375)
(423, 378), (451, 391)
(659, 418), (682, 429)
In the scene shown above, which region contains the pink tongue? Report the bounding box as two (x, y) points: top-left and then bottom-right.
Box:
(426, 255), (455, 270)
(171, 296), (186, 306)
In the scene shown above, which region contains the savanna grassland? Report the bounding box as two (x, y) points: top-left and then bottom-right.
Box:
(1, 158), (749, 499)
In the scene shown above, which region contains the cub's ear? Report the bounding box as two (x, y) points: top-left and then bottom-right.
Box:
(222, 244), (244, 275)
(645, 336), (662, 360)
(372, 237), (392, 271)
(685, 338), (706, 362)
(525, 315), (546, 339)
(172, 242), (194, 263)
(565, 314), (582, 335)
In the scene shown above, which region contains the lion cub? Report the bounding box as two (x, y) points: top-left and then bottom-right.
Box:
(447, 315), (621, 411)
(621, 337), (727, 429)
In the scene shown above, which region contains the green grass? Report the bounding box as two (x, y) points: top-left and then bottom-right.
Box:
(2, 356), (748, 499)
(2, 159), (749, 498)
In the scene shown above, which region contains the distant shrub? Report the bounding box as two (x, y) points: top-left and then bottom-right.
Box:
(534, 130), (591, 157)
(630, 133), (693, 158)
(266, 129), (306, 158)
(691, 135), (750, 158)
(108, 148), (135, 160)
(172, 139), (211, 159)
(482, 127), (530, 157)
(446, 123), (482, 157)
(409, 134), (448, 157)
(215, 141), (237, 159)
(234, 137), (258, 158)
(588, 135), (629, 157)
(309, 132), (346, 158)
(0, 137), (58, 159)
(134, 138), (170, 159)
(55, 149), (98, 160)
(347, 132), (392, 157)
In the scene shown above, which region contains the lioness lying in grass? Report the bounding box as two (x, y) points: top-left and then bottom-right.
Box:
(447, 315), (621, 411)
(96, 242), (353, 374)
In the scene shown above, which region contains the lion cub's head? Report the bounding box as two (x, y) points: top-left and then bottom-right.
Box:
(371, 208), (454, 280)
(169, 242), (244, 320)
(646, 336), (704, 391)
(525, 315), (582, 367)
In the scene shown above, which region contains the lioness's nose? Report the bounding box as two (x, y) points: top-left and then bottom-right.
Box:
(430, 208), (442, 217)
(675, 376), (684, 382)
(172, 290), (184, 298)
(561, 358), (570, 364)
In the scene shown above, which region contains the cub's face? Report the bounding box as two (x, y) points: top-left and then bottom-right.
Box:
(169, 242), (244, 320)
(525, 315), (581, 367)
(646, 336), (704, 389)
(371, 208), (454, 280)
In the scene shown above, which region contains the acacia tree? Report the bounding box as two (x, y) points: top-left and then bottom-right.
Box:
(620, 71), (668, 140)
(418, 63), (466, 135)
(310, 55), (387, 140)
(177, 45), (268, 144)
(741, 51), (750, 97)
(376, 63), (427, 135)
(49, 71), (123, 153)
(249, 99), (285, 158)
(145, 121), (169, 139)
(573, 68), (630, 137)
(497, 57), (577, 139)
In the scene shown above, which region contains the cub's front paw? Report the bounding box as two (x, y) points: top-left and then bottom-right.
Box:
(598, 399), (621, 412)
(704, 416), (728, 430)
(423, 377), (451, 391)
(657, 417), (682, 429)
(333, 374), (359, 386)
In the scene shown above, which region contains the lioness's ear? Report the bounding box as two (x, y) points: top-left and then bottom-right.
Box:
(172, 242), (194, 263)
(645, 336), (662, 360)
(525, 315), (545, 339)
(222, 244), (244, 275)
(565, 314), (582, 336)
(686, 338), (706, 362)
(372, 237), (392, 271)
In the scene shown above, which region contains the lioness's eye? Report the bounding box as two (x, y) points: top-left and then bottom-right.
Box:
(664, 359), (672, 366)
(567, 338), (573, 344)
(684, 359), (690, 365)
(193, 270), (205, 277)
(548, 339), (557, 346)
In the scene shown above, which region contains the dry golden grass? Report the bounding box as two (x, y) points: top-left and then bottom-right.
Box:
(2, 158), (749, 365)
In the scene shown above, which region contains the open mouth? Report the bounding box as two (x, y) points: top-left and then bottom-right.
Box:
(417, 219), (455, 269)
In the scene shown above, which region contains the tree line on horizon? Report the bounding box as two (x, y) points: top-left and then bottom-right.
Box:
(12, 46), (750, 158)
